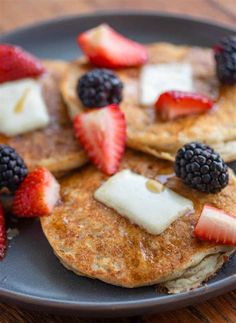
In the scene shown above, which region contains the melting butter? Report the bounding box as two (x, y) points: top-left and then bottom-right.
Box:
(140, 63), (193, 106)
(14, 87), (30, 113)
(146, 179), (164, 193)
(94, 170), (194, 235)
(0, 78), (49, 136)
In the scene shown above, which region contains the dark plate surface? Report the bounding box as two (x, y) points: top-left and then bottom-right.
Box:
(0, 12), (236, 318)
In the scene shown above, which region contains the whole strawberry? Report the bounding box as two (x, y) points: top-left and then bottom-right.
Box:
(0, 202), (6, 260)
(12, 167), (60, 217)
(0, 44), (45, 83)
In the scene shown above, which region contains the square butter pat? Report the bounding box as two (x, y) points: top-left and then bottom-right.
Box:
(94, 170), (194, 235)
(140, 63), (194, 106)
(0, 78), (49, 136)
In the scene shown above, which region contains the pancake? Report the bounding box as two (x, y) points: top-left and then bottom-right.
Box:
(61, 42), (236, 162)
(41, 150), (235, 293)
(0, 60), (87, 176)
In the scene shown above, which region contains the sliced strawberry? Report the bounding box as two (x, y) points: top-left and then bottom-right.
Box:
(12, 167), (60, 217)
(0, 202), (6, 260)
(0, 44), (45, 83)
(78, 24), (148, 68)
(74, 104), (126, 175)
(155, 90), (214, 121)
(194, 204), (236, 246)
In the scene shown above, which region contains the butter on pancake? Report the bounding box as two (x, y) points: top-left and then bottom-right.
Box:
(41, 150), (235, 292)
(0, 78), (49, 136)
(94, 169), (194, 235)
(61, 42), (236, 162)
(0, 60), (87, 176)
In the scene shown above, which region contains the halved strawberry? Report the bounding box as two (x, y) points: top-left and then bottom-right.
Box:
(0, 44), (45, 83)
(194, 204), (236, 246)
(74, 104), (126, 175)
(0, 202), (6, 260)
(12, 167), (60, 217)
(155, 90), (214, 121)
(78, 24), (148, 68)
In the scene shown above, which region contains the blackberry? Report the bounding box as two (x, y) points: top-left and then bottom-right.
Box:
(174, 142), (228, 193)
(77, 69), (123, 108)
(0, 145), (28, 191)
(214, 35), (236, 85)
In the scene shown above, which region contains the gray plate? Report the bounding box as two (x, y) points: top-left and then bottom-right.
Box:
(0, 12), (236, 318)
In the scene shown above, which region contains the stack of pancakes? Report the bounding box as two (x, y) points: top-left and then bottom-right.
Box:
(3, 43), (235, 293)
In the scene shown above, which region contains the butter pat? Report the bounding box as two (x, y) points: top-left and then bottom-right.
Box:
(0, 78), (49, 136)
(94, 170), (194, 235)
(140, 63), (193, 106)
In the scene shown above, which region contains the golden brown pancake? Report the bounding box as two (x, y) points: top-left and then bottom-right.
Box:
(0, 60), (87, 176)
(41, 150), (235, 292)
(61, 43), (236, 162)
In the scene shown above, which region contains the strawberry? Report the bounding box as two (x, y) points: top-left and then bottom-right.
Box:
(78, 24), (148, 68)
(194, 204), (236, 246)
(74, 104), (126, 175)
(155, 90), (214, 121)
(12, 167), (60, 217)
(0, 44), (45, 83)
(0, 202), (6, 260)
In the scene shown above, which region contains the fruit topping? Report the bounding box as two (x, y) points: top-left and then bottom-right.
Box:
(214, 35), (236, 85)
(194, 204), (236, 246)
(77, 68), (123, 108)
(78, 24), (148, 68)
(0, 145), (28, 192)
(12, 167), (60, 217)
(155, 90), (214, 121)
(74, 104), (126, 175)
(0, 44), (45, 83)
(0, 202), (6, 260)
(175, 142), (229, 193)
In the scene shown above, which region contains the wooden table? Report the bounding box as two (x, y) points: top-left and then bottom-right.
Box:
(0, 0), (236, 322)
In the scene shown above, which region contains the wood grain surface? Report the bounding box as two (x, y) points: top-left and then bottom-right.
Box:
(0, 0), (236, 322)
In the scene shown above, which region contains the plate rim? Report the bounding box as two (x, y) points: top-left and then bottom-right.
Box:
(0, 274), (236, 311)
(0, 11), (236, 316)
(0, 10), (235, 40)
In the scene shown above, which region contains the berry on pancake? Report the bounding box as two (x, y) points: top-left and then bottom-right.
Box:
(175, 142), (228, 193)
(77, 68), (123, 108)
(155, 91), (214, 120)
(0, 44), (45, 83)
(214, 35), (236, 85)
(0, 145), (28, 192)
(74, 104), (126, 175)
(13, 167), (60, 217)
(194, 204), (236, 246)
(78, 24), (148, 68)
